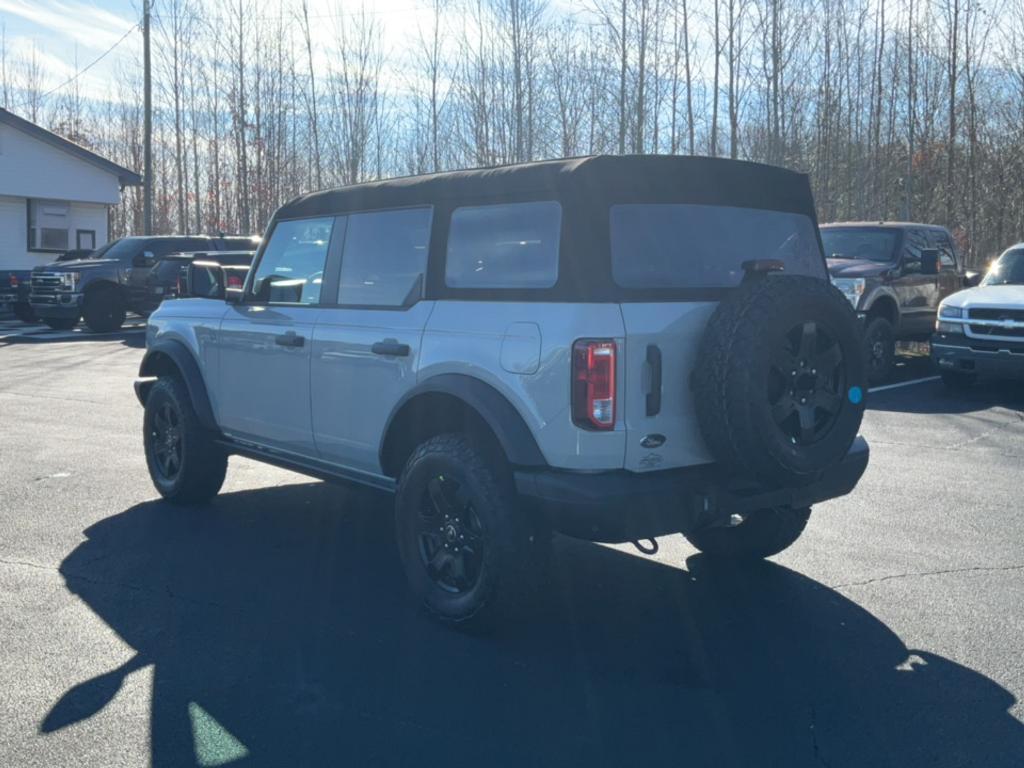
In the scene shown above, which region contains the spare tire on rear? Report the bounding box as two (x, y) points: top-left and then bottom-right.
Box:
(692, 274), (866, 487)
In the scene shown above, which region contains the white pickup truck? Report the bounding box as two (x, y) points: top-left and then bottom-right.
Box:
(932, 244), (1024, 389)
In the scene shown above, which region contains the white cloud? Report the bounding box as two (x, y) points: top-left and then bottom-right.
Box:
(0, 0), (137, 52)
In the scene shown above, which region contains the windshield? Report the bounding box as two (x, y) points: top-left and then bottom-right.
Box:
(89, 238), (146, 262)
(820, 228), (900, 263)
(982, 249), (1024, 286)
(610, 204), (825, 289)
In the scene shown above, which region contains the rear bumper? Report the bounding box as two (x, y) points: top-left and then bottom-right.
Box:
(931, 338), (1024, 378)
(515, 437), (870, 543)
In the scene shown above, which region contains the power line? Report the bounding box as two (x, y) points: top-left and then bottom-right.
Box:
(7, 23), (140, 113)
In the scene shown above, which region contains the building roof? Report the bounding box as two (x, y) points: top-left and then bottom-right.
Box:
(276, 154), (813, 221)
(0, 107), (142, 187)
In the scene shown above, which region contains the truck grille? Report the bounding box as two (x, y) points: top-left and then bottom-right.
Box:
(969, 324), (1024, 338)
(968, 307), (1024, 322)
(965, 306), (1024, 340)
(30, 273), (62, 297)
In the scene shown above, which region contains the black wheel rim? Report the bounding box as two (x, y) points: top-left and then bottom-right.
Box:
(151, 401), (183, 480)
(867, 330), (889, 374)
(416, 474), (485, 594)
(768, 321), (845, 445)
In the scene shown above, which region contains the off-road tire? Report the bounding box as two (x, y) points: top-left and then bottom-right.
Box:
(941, 370), (976, 391)
(395, 433), (547, 626)
(863, 316), (896, 385)
(692, 275), (866, 487)
(43, 317), (77, 331)
(685, 506), (811, 561)
(13, 303), (36, 323)
(143, 376), (227, 504)
(82, 284), (126, 333)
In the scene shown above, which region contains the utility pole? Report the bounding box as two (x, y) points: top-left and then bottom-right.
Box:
(143, 0), (153, 235)
(905, 0), (915, 221)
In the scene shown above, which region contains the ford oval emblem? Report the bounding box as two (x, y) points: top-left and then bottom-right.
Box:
(640, 434), (666, 449)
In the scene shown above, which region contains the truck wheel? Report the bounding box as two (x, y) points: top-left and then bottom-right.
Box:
(394, 433), (547, 626)
(863, 316), (895, 385)
(941, 371), (976, 391)
(43, 317), (78, 331)
(13, 303), (36, 323)
(684, 506), (811, 561)
(692, 275), (866, 487)
(143, 377), (227, 504)
(83, 285), (126, 333)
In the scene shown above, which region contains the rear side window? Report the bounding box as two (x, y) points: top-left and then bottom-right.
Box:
(250, 217), (333, 304)
(611, 204), (825, 289)
(338, 207), (432, 307)
(445, 201), (561, 289)
(153, 258), (189, 281)
(151, 238), (208, 257)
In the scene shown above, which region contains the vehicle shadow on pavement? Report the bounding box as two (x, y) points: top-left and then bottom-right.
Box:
(869, 378), (1024, 415)
(0, 331), (145, 349)
(46, 482), (1024, 768)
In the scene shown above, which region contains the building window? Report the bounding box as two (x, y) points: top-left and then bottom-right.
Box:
(76, 230), (96, 250)
(28, 199), (70, 252)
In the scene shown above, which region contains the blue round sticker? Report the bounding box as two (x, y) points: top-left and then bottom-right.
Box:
(848, 386), (863, 405)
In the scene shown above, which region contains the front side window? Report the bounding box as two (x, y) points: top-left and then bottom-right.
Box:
(445, 201), (561, 289)
(902, 229), (930, 274)
(338, 207), (432, 307)
(28, 199), (70, 251)
(250, 217), (333, 305)
(612, 204), (825, 289)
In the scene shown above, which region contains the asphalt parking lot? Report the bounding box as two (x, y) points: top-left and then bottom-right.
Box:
(1, 329), (1022, 768)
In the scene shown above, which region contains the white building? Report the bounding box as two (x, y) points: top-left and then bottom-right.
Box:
(0, 107), (141, 271)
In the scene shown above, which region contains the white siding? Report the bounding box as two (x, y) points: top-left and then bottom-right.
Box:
(0, 195), (109, 270)
(0, 123), (122, 204)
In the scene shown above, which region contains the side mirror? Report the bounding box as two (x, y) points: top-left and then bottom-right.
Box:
(964, 271), (982, 287)
(920, 248), (940, 275)
(132, 251), (156, 268)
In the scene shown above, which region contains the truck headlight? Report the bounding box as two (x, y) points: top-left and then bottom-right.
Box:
(936, 320), (962, 333)
(831, 277), (865, 308)
(938, 304), (963, 319)
(58, 272), (80, 291)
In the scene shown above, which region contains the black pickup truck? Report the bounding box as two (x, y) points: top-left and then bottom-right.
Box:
(821, 222), (970, 383)
(30, 235), (258, 332)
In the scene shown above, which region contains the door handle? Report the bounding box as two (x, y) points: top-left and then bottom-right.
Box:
(371, 340), (410, 357)
(275, 332), (305, 348)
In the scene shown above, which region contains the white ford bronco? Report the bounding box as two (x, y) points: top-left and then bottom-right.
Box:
(136, 155), (870, 625)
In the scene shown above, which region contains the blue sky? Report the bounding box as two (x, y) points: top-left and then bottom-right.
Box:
(1, 0), (141, 101)
(0, 0), (438, 105)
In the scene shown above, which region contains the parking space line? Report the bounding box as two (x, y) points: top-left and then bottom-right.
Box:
(869, 376), (940, 394)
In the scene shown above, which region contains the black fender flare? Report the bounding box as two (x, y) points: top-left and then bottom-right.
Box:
(379, 374), (547, 473)
(862, 288), (900, 325)
(136, 339), (217, 430)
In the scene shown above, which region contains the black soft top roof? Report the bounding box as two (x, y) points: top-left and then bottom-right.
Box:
(276, 155), (816, 220)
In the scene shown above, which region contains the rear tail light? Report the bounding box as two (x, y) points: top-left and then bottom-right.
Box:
(9, 274), (18, 288)
(572, 339), (617, 430)
(226, 273), (244, 289)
